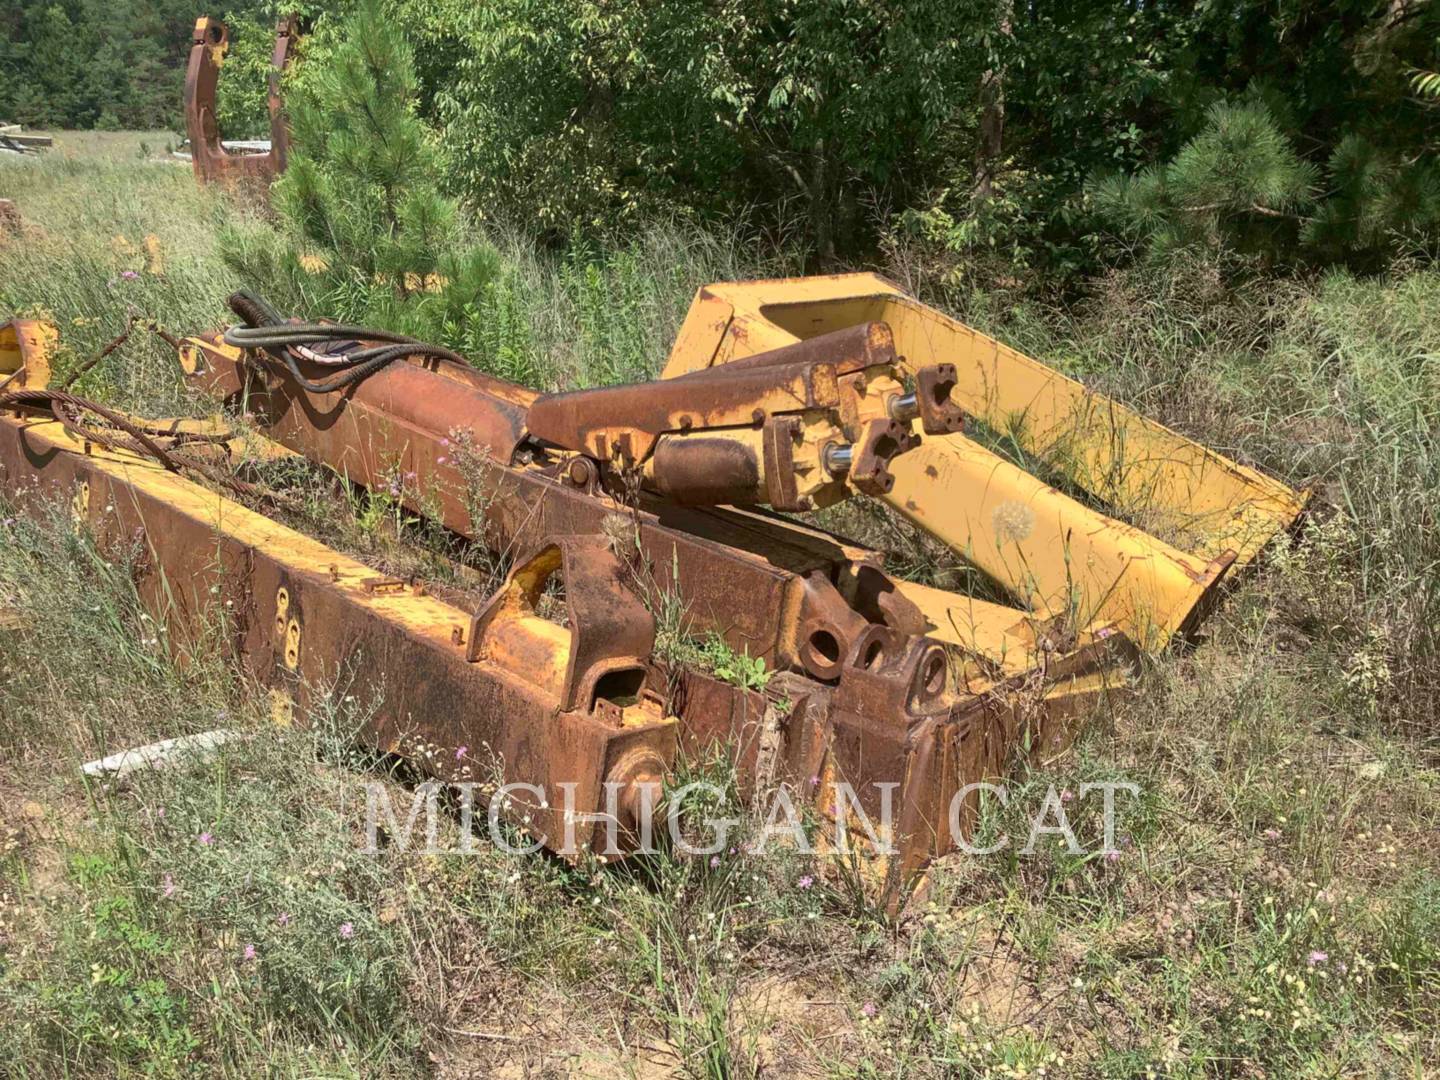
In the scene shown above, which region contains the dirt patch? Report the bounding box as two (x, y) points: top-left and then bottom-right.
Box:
(0, 774), (74, 901)
(733, 973), (854, 1075)
(429, 976), (674, 1079)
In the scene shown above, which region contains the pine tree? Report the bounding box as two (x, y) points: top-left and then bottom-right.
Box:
(1092, 100), (1316, 265)
(270, 0), (498, 337)
(1093, 92), (1440, 269)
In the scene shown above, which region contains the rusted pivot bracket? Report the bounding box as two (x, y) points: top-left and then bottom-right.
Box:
(467, 536), (656, 716)
(184, 15), (298, 187)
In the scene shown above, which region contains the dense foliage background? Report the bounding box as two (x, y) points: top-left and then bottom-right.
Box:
(5, 1), (1439, 281)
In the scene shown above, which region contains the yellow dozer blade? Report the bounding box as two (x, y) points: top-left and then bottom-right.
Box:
(664, 274), (1307, 652)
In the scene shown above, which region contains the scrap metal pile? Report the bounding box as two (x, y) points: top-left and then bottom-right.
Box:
(0, 276), (1306, 891)
(0, 124), (52, 158)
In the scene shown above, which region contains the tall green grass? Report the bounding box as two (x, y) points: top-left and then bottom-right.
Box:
(3, 136), (796, 402)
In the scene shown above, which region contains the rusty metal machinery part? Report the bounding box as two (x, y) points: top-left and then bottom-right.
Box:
(0, 341), (1121, 886)
(466, 536), (656, 716)
(2, 311), (1186, 895)
(525, 325), (959, 512)
(905, 364), (967, 435)
(662, 274), (1309, 647)
(184, 15), (297, 187)
(173, 311), (1141, 697)
(0, 402), (675, 856)
(177, 330), (900, 673)
(0, 273), (1304, 894)
(172, 316), (1127, 700)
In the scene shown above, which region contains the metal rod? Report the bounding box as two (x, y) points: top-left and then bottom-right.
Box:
(888, 392), (919, 423)
(825, 442), (853, 474)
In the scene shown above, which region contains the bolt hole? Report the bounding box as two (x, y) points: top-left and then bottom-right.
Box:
(592, 667), (645, 710)
(921, 652), (946, 698)
(808, 630), (840, 665)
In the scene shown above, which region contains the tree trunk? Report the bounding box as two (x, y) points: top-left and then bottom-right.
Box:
(809, 139), (836, 268)
(974, 0), (1013, 204)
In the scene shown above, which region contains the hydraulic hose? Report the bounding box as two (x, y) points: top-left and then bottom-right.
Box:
(221, 291), (468, 394)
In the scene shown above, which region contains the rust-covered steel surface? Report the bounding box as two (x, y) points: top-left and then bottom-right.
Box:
(183, 15), (297, 187)
(157, 307), (1142, 886)
(526, 324), (958, 513)
(177, 332), (923, 675)
(0, 271), (1306, 895)
(0, 388), (1105, 883)
(0, 409), (677, 849)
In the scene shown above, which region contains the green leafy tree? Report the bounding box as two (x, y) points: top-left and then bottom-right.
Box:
(0, 0), (274, 130)
(409, 0), (988, 261)
(212, 11), (281, 139)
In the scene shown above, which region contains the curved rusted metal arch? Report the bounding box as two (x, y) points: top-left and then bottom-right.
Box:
(183, 14), (298, 187)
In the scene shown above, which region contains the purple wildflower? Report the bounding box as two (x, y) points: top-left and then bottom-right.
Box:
(455, 745), (468, 761)
(339, 921), (355, 939)
(160, 873), (176, 899)
(242, 943), (256, 961)
(276, 912), (292, 927)
(120, 269), (139, 280)
(709, 855), (721, 868)
(198, 831), (214, 846)
(1308, 950), (1328, 966)
(860, 1001), (877, 1018)
(797, 875), (814, 889)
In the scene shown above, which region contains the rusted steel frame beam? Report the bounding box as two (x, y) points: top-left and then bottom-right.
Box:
(163, 338), (1142, 882)
(0, 414), (675, 850)
(0, 408), (1031, 880)
(184, 15), (297, 187)
(0, 320), (1130, 889)
(668, 630), (1133, 887)
(180, 337), (888, 669)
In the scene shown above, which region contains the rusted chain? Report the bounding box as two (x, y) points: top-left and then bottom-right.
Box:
(0, 388), (293, 509)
